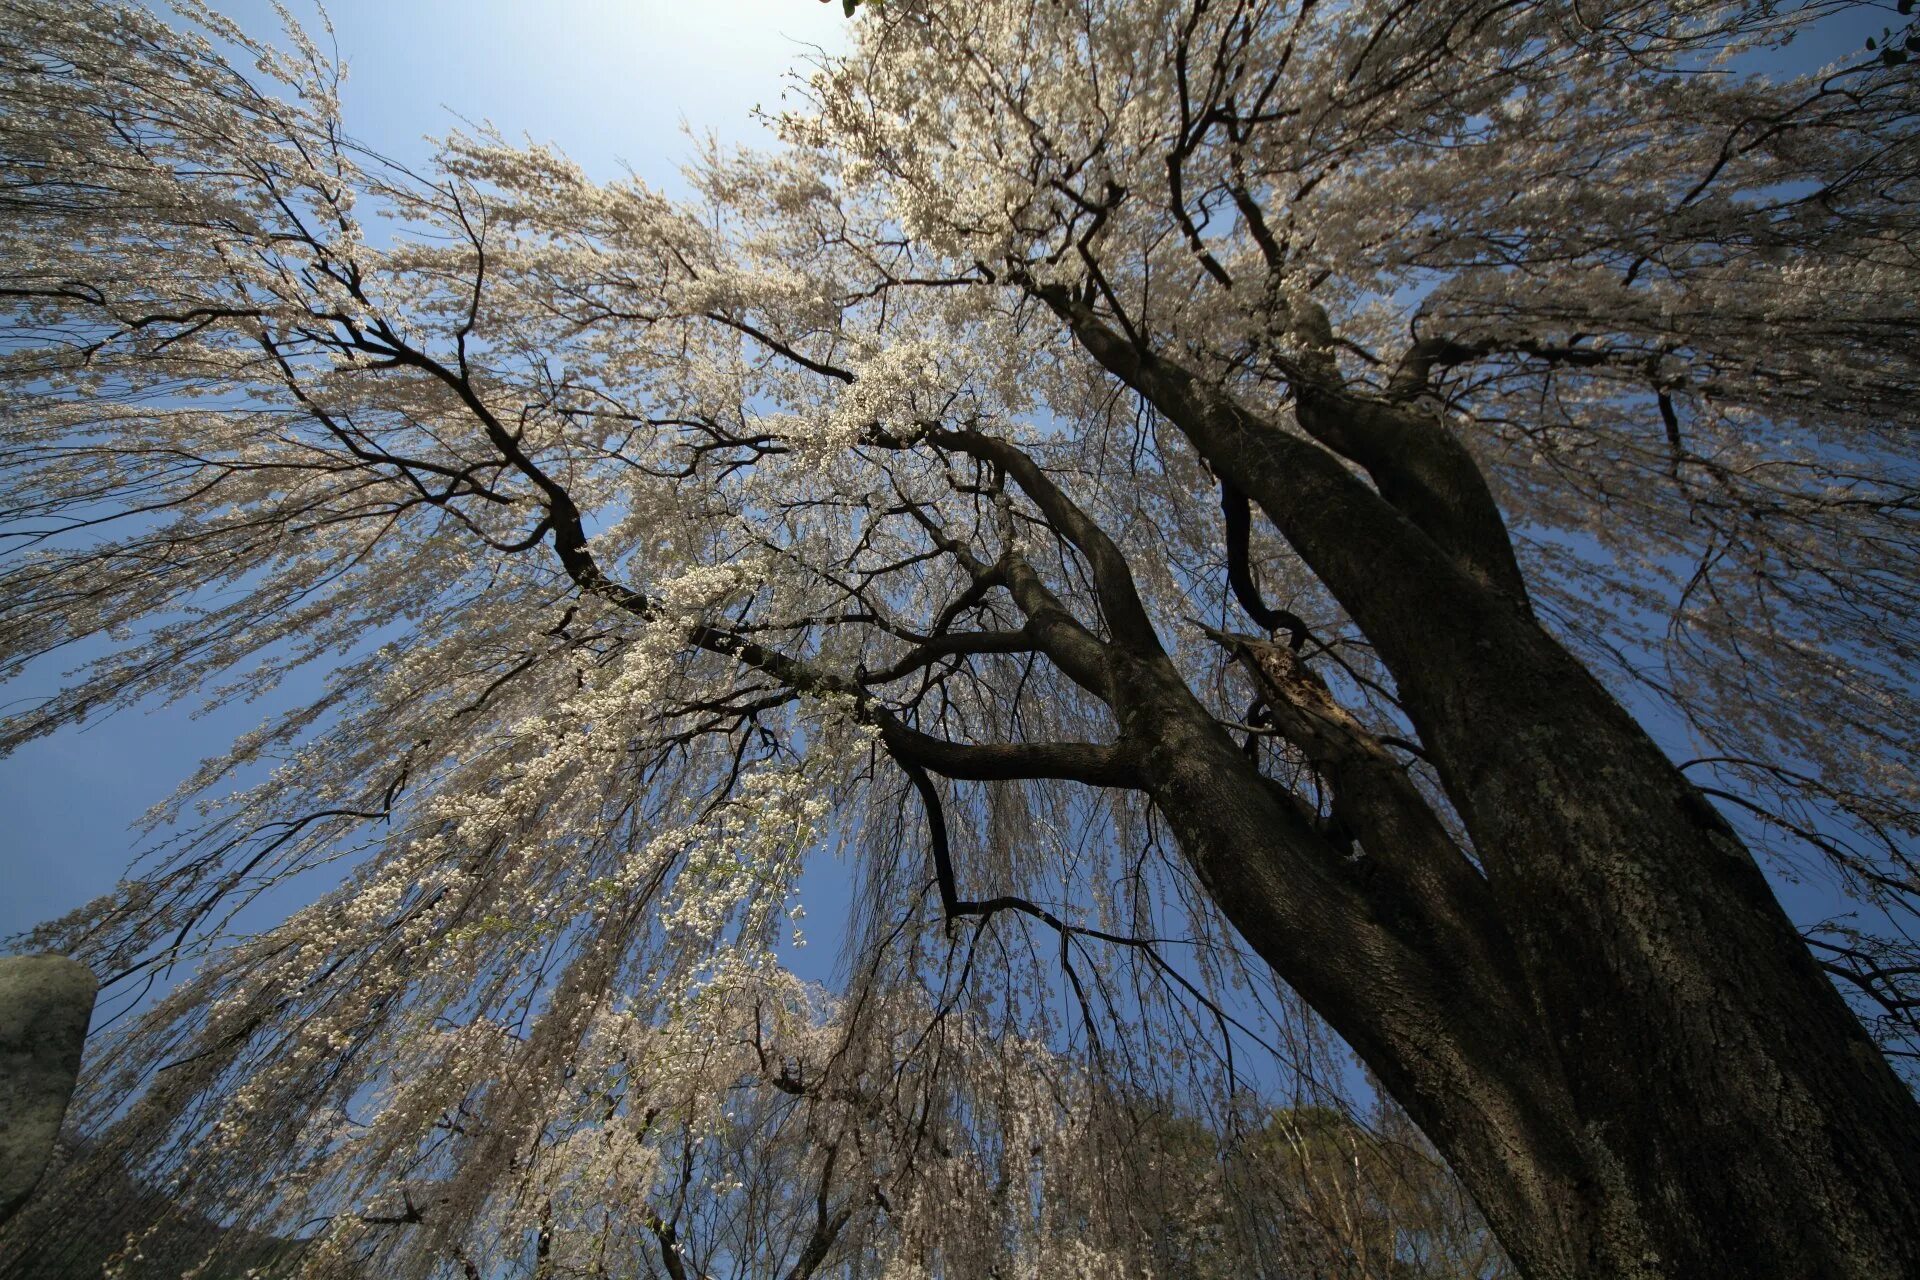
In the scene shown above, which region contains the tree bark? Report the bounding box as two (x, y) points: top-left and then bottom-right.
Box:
(1107, 653), (1634, 1278)
(1041, 291), (1920, 1278)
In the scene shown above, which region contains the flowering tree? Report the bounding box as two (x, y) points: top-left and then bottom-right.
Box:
(2, 0), (1919, 1276)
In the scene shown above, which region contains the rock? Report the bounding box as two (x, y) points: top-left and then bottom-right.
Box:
(0, 954), (97, 1224)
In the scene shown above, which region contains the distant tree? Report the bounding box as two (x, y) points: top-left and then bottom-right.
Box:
(2, 1), (1918, 1277)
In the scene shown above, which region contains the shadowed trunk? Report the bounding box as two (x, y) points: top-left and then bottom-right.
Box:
(1043, 289), (1920, 1279)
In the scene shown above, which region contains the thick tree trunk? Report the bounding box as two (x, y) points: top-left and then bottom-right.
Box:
(1042, 292), (1920, 1278)
(1128, 625), (1920, 1278)
(1401, 605), (1920, 1280)
(1152, 633), (1920, 1280)
(1112, 656), (1638, 1279)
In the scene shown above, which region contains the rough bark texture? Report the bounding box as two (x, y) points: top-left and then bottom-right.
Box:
(1034, 288), (1920, 1279)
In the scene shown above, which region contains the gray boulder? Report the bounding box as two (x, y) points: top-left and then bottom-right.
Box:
(0, 954), (97, 1223)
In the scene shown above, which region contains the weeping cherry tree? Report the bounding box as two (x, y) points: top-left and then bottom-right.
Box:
(2, 1), (1919, 1276)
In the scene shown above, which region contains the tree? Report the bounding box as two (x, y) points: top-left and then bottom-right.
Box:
(1, 0), (1918, 1275)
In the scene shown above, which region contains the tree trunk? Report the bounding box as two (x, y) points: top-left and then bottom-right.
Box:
(1126, 626), (1920, 1278)
(1400, 606), (1920, 1280)
(1043, 293), (1920, 1278)
(1113, 656), (1637, 1279)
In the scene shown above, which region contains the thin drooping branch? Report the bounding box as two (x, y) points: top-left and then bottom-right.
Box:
(892, 751), (1283, 1064)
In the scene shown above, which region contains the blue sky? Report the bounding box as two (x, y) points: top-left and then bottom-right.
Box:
(244, 0), (850, 184)
(0, 0), (848, 945)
